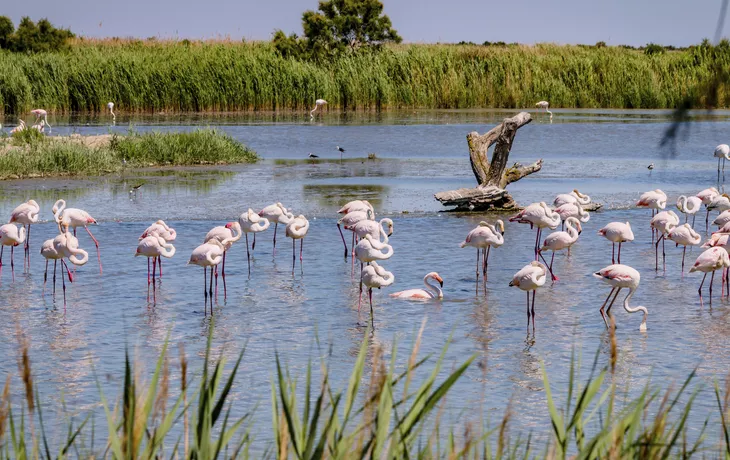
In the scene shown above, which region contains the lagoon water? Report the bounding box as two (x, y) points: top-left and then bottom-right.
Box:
(1, 109), (730, 450)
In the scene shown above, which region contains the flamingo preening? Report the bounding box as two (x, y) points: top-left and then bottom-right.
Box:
(538, 216), (582, 282)
(0, 224), (26, 280)
(239, 209), (270, 274)
(650, 210), (680, 271)
(139, 220), (177, 277)
(286, 214), (309, 273)
(136, 235), (176, 285)
(459, 220), (504, 283)
(188, 239), (225, 314)
(390, 272), (443, 300)
(593, 264), (647, 332)
(698, 187), (720, 232)
(9, 199), (40, 270)
(204, 222), (241, 294)
(637, 189), (667, 243)
(676, 195), (702, 225)
(337, 208), (373, 258)
(259, 203), (294, 253)
(666, 223), (701, 274)
(360, 261), (394, 328)
(690, 247), (730, 302)
(553, 189), (591, 207)
(597, 222), (634, 264)
(509, 202), (561, 260)
(535, 101), (552, 119)
(40, 231), (87, 304)
(53, 200), (102, 274)
(509, 261), (547, 333)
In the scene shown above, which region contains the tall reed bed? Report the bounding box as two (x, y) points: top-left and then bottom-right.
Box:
(1, 41), (729, 115)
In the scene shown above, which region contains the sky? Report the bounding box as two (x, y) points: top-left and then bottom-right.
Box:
(3, 0), (728, 47)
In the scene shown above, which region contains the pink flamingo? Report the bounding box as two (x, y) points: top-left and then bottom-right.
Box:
(713, 210), (730, 229)
(337, 206), (374, 258)
(360, 261), (395, 328)
(459, 220), (504, 282)
(9, 199), (39, 269)
(135, 236), (176, 284)
(354, 234), (394, 301)
(676, 195), (702, 226)
(0, 224), (26, 280)
(509, 202), (561, 260)
(286, 215), (309, 273)
(637, 189), (667, 242)
(10, 120), (26, 134)
(188, 240), (225, 313)
(700, 233), (730, 296)
(690, 247), (730, 302)
(715, 144), (730, 182)
(345, 217), (393, 244)
(239, 209), (270, 274)
(509, 261), (547, 333)
(593, 264), (648, 331)
(707, 194), (730, 218)
(597, 222), (634, 264)
(259, 203), (294, 253)
(697, 187), (720, 231)
(204, 222), (241, 289)
(53, 200), (102, 274)
(554, 202), (590, 229)
(650, 210), (679, 270)
(31, 109), (50, 132)
(390, 272), (443, 300)
(139, 220), (176, 277)
(538, 216), (582, 282)
(666, 223), (701, 273)
(310, 99), (327, 118)
(40, 232), (87, 304)
(553, 189), (591, 207)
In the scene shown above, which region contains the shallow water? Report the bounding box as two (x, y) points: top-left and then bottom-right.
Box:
(1, 109), (729, 451)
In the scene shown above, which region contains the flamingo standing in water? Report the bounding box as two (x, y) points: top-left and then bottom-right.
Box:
(390, 272), (443, 300)
(310, 99), (327, 118)
(354, 234), (394, 303)
(700, 233), (730, 296)
(667, 223), (701, 273)
(509, 261), (547, 333)
(690, 247), (730, 302)
(40, 232), (87, 304)
(698, 187), (720, 232)
(31, 109), (51, 132)
(593, 264), (648, 332)
(707, 194), (730, 216)
(554, 202), (590, 229)
(553, 189), (591, 207)
(139, 220), (176, 277)
(0, 224), (26, 280)
(10, 120), (26, 134)
(597, 222), (634, 264)
(538, 216), (582, 282)
(535, 101), (552, 119)
(637, 189), (667, 243)
(239, 209), (270, 274)
(286, 215), (310, 273)
(715, 144), (730, 182)
(107, 102), (116, 122)
(713, 210), (730, 229)
(188, 239), (225, 313)
(9, 199), (40, 269)
(676, 195), (702, 225)
(259, 203), (294, 253)
(338, 209), (373, 258)
(204, 222), (241, 291)
(360, 261), (395, 328)
(52, 200), (102, 274)
(345, 217), (393, 244)
(509, 202), (561, 260)
(135, 236), (176, 284)
(459, 220), (504, 282)
(650, 210), (680, 271)
(337, 200), (374, 257)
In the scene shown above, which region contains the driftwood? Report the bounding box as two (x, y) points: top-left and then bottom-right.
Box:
(435, 112), (542, 211)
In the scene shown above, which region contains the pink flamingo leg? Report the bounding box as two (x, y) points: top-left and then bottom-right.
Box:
(252, 232), (256, 251)
(475, 249), (480, 282)
(525, 291), (530, 332)
(605, 287), (622, 322)
(209, 265), (214, 303)
(300, 238), (303, 262)
(611, 242), (615, 265)
(273, 222), (278, 255)
(152, 256), (157, 283)
(61, 261), (67, 307)
(214, 265), (218, 299)
(84, 226), (102, 274)
(654, 235), (663, 271)
(681, 246), (686, 275)
(358, 268), (364, 314)
(337, 223), (348, 259)
(369, 288), (375, 329)
(52, 260), (57, 297)
(25, 225), (31, 270)
(599, 287), (617, 328)
(245, 233), (251, 275)
(538, 250), (559, 282)
(710, 270), (715, 301)
(0, 245), (3, 274)
(221, 251), (227, 299)
(617, 242), (622, 264)
(158, 256), (162, 278)
(10, 246), (15, 282)
(698, 272), (708, 298)
(203, 267), (208, 313)
(147, 257), (151, 284)
(484, 246), (491, 279)
(531, 291), (536, 333)
(534, 228), (540, 260)
(291, 238), (296, 274)
(43, 259), (48, 293)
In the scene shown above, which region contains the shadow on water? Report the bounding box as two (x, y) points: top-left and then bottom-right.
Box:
(302, 184), (388, 210)
(273, 158), (400, 180)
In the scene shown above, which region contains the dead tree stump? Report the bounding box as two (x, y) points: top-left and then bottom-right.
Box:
(435, 112), (542, 211)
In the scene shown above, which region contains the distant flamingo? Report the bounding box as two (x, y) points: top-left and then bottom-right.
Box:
(135, 236), (176, 284)
(354, 234), (394, 297)
(666, 223), (701, 273)
(204, 222), (241, 288)
(360, 261), (395, 328)
(509, 261), (548, 333)
(9, 199), (39, 269)
(715, 144), (730, 181)
(107, 102), (116, 122)
(597, 221), (634, 264)
(535, 101), (552, 119)
(676, 195), (702, 225)
(239, 209), (270, 274)
(286, 215), (309, 273)
(637, 189), (667, 242)
(53, 200), (102, 274)
(707, 194), (730, 214)
(188, 239), (225, 313)
(713, 210), (730, 229)
(698, 187), (720, 231)
(31, 109), (50, 132)
(345, 217), (393, 244)
(593, 264), (647, 331)
(337, 209), (373, 258)
(553, 189), (591, 207)
(538, 216), (582, 282)
(650, 210), (680, 270)
(509, 202), (561, 260)
(310, 99), (327, 118)
(338, 200), (374, 215)
(0, 224), (26, 280)
(259, 203), (294, 253)
(139, 220), (177, 277)
(700, 233), (730, 296)
(40, 232), (87, 304)
(459, 220), (504, 282)
(554, 202), (590, 228)
(10, 120), (26, 134)
(390, 272), (443, 300)
(31, 120), (45, 133)
(690, 247), (730, 302)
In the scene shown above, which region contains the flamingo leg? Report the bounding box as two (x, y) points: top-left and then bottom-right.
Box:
(351, 233), (356, 258)
(710, 270), (716, 300)
(526, 291), (530, 333)
(43, 259), (48, 293)
(618, 242), (622, 264)
(84, 226), (102, 275)
(292, 238), (296, 274)
(682, 246), (686, 275)
(654, 234), (662, 270)
(209, 264), (214, 300)
(214, 265), (218, 298)
(538, 250), (559, 282)
(369, 288), (374, 329)
(599, 287), (616, 328)
(719, 157), (722, 183)
(152, 256), (157, 283)
(692, 213), (696, 228)
(10, 246), (14, 282)
(60, 260), (67, 306)
(53, 260), (57, 297)
(252, 232), (256, 251)
(147, 257), (151, 284)
(531, 290), (536, 333)
(245, 233), (251, 275)
(221, 251), (227, 299)
(533, 228), (540, 260)
(158, 256), (162, 278)
(358, 267), (364, 314)
(662, 235), (666, 271)
(706, 209), (710, 233)
(484, 246), (491, 280)
(611, 242), (615, 264)
(337, 223), (348, 259)
(0, 245), (3, 273)
(698, 272), (707, 297)
(300, 238), (303, 261)
(273, 222), (278, 254)
(25, 225), (31, 270)
(475, 249), (480, 282)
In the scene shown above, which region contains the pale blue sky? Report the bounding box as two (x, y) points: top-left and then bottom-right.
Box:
(3, 0), (727, 46)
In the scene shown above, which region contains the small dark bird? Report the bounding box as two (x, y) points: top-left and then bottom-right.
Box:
(647, 163), (655, 170)
(130, 183), (144, 194)
(336, 145), (345, 161)
(308, 153), (319, 158)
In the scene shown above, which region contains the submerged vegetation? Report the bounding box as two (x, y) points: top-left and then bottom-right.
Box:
(0, 128), (257, 179)
(2, 39), (730, 114)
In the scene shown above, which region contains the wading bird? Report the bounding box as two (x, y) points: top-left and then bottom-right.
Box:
(204, 222), (241, 294)
(535, 100), (552, 118)
(553, 189), (591, 207)
(31, 109), (51, 132)
(308, 153), (319, 158)
(715, 144), (730, 182)
(0, 224), (26, 280)
(360, 261), (394, 328)
(310, 99), (327, 118)
(667, 223), (701, 273)
(10, 120), (25, 134)
(337, 145), (345, 161)
(700, 233), (730, 296)
(676, 195), (702, 225)
(345, 217), (393, 244)
(690, 247), (730, 302)
(648, 163), (655, 171)
(554, 202), (590, 228)
(597, 221), (634, 264)
(139, 220), (176, 277)
(509, 261), (547, 333)
(239, 209), (270, 274)
(698, 187), (720, 231)
(713, 210), (730, 229)
(9, 199), (40, 269)
(390, 272), (443, 300)
(286, 214), (309, 273)
(538, 216), (582, 282)
(650, 210), (680, 270)
(107, 102), (115, 122)
(259, 203), (294, 253)
(637, 189), (667, 242)
(136, 236), (175, 284)
(338, 209), (373, 258)
(593, 264), (647, 332)
(459, 220), (504, 282)
(188, 239), (225, 313)
(509, 202), (561, 260)
(40, 231), (87, 304)
(53, 200), (102, 274)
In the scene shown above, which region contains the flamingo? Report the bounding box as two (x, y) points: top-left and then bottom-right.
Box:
(509, 202), (561, 260)
(107, 102), (115, 122)
(593, 264), (648, 332)
(690, 247), (730, 302)
(597, 221), (634, 264)
(31, 120), (45, 133)
(701, 233), (730, 296)
(390, 272), (443, 300)
(554, 202), (590, 228)
(0, 224), (26, 279)
(650, 210), (680, 270)
(40, 232), (87, 304)
(509, 261), (548, 333)
(188, 239), (225, 312)
(135, 236), (176, 284)
(286, 215), (309, 273)
(538, 216), (582, 282)
(707, 194), (730, 215)
(10, 120), (26, 134)
(53, 200), (102, 274)
(535, 101), (552, 119)
(31, 109), (50, 132)
(204, 222), (241, 289)
(360, 261), (395, 328)
(698, 187), (720, 231)
(337, 209), (373, 258)
(713, 221), (730, 234)
(666, 223), (701, 273)
(345, 217), (393, 244)
(715, 144), (730, 182)
(259, 203), (294, 253)
(713, 210), (730, 229)
(637, 189), (667, 242)
(139, 220), (177, 277)
(310, 99), (327, 118)
(459, 220), (504, 282)
(338, 200), (374, 215)
(239, 209), (270, 274)
(9, 199), (40, 269)
(553, 189), (591, 207)
(676, 195), (702, 225)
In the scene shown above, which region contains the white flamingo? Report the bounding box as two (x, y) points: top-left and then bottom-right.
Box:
(459, 220), (505, 282)
(553, 189), (591, 207)
(509, 261), (548, 333)
(666, 223), (701, 273)
(593, 264), (647, 332)
(390, 272), (443, 300)
(310, 99), (327, 118)
(360, 261), (395, 328)
(650, 210), (680, 271)
(676, 195), (702, 225)
(239, 209), (270, 274)
(715, 144), (730, 182)
(535, 100), (552, 119)
(538, 216), (582, 282)
(509, 202), (561, 260)
(597, 222), (634, 264)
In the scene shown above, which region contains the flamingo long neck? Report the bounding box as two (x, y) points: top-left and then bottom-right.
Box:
(53, 200), (66, 223)
(159, 238), (176, 258)
(424, 276), (442, 299)
(68, 247), (89, 265)
(623, 288), (648, 327)
(565, 221), (580, 243)
(374, 265), (394, 285)
(224, 223), (242, 244)
(378, 220), (389, 244)
(310, 107), (317, 117)
(43, 114), (50, 131)
(574, 192), (590, 205)
(205, 248), (222, 265)
(678, 196), (687, 213)
(17, 227), (26, 244)
(373, 242), (393, 259)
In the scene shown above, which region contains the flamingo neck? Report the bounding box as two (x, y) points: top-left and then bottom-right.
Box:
(565, 221), (580, 242)
(53, 200), (66, 223)
(424, 276), (443, 299)
(378, 220), (389, 244)
(68, 247), (89, 265)
(623, 288), (648, 330)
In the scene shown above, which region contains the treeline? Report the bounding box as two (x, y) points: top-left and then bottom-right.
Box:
(0, 16), (74, 53)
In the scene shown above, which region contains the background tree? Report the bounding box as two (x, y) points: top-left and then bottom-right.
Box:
(2, 16), (74, 53)
(0, 16), (13, 49)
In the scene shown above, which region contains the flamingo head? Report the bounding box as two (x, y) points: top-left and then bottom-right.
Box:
(225, 222), (236, 229)
(427, 272), (443, 287)
(496, 220), (505, 235)
(87, 217), (97, 225)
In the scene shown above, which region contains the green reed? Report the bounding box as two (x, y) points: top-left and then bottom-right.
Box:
(1, 41), (729, 115)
